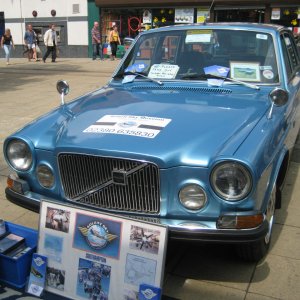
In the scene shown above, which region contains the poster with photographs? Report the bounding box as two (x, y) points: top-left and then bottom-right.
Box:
(175, 8), (194, 23)
(38, 200), (168, 300)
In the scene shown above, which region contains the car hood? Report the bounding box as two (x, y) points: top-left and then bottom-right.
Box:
(16, 85), (271, 168)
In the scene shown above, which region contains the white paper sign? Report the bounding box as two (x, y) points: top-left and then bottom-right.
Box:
(84, 114), (172, 139)
(271, 8), (280, 20)
(148, 64), (179, 79)
(38, 200), (168, 300)
(185, 30), (212, 43)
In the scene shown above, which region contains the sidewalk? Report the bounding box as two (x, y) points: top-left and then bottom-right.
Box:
(0, 58), (300, 300)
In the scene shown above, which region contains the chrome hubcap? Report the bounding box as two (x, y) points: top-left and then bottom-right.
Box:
(265, 186), (276, 244)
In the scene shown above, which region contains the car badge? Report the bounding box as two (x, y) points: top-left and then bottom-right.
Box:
(112, 169), (128, 185)
(78, 221), (118, 250)
(118, 121), (137, 128)
(141, 289), (157, 299)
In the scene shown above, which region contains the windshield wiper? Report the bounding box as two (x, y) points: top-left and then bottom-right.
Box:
(181, 73), (260, 90)
(113, 71), (163, 85)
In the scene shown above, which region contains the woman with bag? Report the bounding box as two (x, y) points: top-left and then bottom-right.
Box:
(1, 28), (15, 65)
(109, 25), (121, 60)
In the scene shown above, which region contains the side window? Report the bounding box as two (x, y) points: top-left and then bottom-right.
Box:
(138, 37), (157, 60)
(161, 36), (180, 62)
(281, 32), (300, 79)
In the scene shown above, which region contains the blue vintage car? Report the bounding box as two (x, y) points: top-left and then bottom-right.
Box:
(4, 23), (300, 261)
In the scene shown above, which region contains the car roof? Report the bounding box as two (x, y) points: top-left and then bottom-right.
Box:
(143, 22), (286, 35)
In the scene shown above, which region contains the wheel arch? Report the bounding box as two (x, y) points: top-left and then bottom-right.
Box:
(274, 149), (290, 209)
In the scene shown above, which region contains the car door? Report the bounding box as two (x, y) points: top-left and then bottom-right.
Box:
(280, 31), (300, 150)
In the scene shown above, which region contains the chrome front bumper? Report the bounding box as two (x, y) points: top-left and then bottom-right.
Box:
(5, 187), (269, 243)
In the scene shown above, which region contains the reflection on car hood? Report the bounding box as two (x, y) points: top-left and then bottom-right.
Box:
(17, 86), (271, 168)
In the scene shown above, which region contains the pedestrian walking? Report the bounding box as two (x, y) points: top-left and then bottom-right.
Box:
(91, 21), (103, 60)
(1, 28), (15, 65)
(109, 25), (121, 61)
(24, 24), (38, 62)
(43, 24), (58, 63)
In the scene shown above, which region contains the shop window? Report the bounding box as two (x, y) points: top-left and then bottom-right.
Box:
(31, 25), (64, 45)
(32, 27), (43, 44)
(152, 8), (175, 27)
(216, 9), (264, 23)
(271, 7), (299, 29)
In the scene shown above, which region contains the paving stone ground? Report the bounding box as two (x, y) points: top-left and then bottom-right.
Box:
(0, 58), (299, 300)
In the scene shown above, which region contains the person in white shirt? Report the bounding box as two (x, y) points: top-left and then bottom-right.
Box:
(43, 24), (58, 63)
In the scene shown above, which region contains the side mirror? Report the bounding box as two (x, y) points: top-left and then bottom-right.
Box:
(269, 88), (289, 106)
(56, 80), (69, 105)
(268, 88), (289, 119)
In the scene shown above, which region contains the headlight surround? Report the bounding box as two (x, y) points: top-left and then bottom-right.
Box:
(179, 184), (207, 210)
(210, 162), (252, 201)
(37, 164), (55, 188)
(6, 139), (33, 171)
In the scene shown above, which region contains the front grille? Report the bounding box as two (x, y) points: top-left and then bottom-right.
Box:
(58, 154), (160, 214)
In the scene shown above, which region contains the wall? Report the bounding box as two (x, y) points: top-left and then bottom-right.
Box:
(0, 0), (89, 57)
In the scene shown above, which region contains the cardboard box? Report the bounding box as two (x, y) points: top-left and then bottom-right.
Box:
(0, 222), (37, 288)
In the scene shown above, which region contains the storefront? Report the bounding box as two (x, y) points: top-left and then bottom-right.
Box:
(269, 5), (300, 34)
(95, 0), (300, 42)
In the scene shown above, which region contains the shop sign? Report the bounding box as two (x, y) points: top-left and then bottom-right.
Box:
(38, 200), (168, 300)
(271, 8), (281, 20)
(197, 8), (209, 23)
(175, 8), (194, 23)
(143, 10), (152, 24)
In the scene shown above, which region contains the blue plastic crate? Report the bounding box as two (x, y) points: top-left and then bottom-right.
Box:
(0, 222), (38, 288)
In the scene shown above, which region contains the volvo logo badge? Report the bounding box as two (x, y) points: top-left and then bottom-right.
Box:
(112, 170), (128, 185)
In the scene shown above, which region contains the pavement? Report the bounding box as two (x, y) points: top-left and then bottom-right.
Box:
(0, 58), (300, 300)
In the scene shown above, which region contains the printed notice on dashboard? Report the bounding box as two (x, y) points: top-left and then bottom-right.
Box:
(83, 115), (172, 139)
(148, 64), (179, 79)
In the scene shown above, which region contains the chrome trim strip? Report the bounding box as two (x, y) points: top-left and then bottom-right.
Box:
(6, 187), (269, 242)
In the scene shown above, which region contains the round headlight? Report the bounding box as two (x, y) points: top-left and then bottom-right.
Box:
(211, 162), (252, 201)
(179, 184), (207, 210)
(6, 139), (32, 171)
(37, 165), (54, 188)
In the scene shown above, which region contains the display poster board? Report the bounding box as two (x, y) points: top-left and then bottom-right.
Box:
(38, 200), (168, 300)
(197, 8), (209, 23)
(175, 8), (194, 23)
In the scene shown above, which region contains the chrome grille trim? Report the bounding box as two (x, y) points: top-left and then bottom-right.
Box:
(58, 154), (160, 214)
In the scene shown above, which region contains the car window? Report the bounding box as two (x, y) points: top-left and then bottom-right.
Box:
(121, 29), (279, 84)
(280, 32), (300, 79)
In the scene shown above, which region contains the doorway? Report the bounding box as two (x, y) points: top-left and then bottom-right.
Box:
(0, 12), (4, 38)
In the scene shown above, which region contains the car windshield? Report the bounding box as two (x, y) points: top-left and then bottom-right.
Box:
(118, 28), (279, 84)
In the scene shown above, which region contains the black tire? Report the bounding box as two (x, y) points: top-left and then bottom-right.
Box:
(236, 185), (276, 262)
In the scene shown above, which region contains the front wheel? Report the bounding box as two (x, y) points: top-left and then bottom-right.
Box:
(236, 185), (276, 262)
